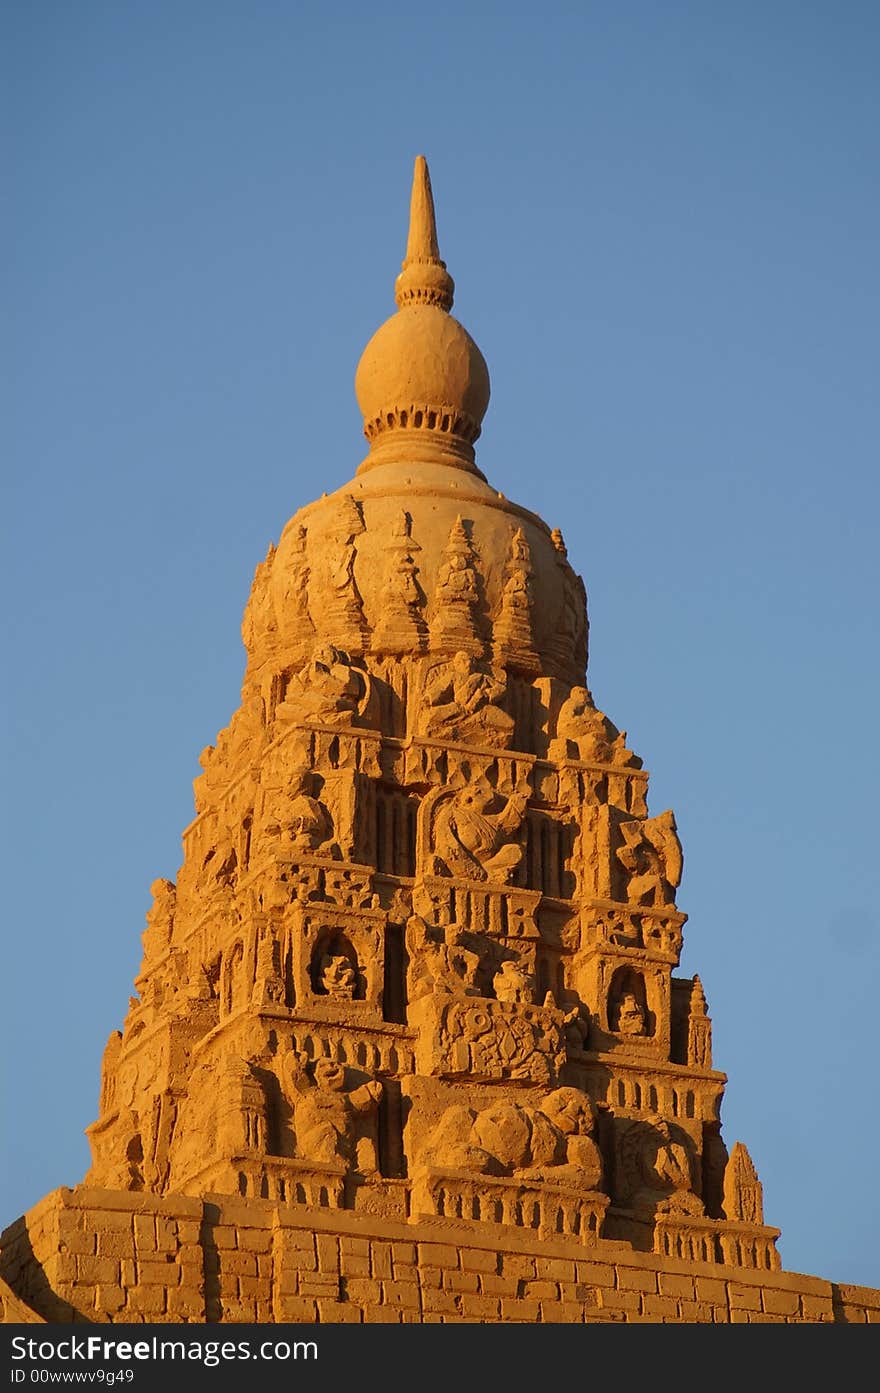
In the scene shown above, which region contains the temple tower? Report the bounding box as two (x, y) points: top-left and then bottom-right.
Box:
(10, 158), (875, 1328)
(81, 156), (778, 1273)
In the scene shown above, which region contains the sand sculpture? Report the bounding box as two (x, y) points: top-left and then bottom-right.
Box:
(2, 158), (877, 1326)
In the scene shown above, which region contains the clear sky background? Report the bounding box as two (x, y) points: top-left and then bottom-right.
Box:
(3, 2), (878, 1289)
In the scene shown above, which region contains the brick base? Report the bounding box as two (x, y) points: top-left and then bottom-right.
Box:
(1, 1187), (877, 1325)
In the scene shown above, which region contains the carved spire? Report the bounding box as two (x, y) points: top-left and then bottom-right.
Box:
(687, 974), (713, 1069)
(319, 494), (368, 654)
(275, 522), (314, 664)
(395, 156), (455, 310)
(546, 527), (589, 682)
(493, 527), (540, 675)
(355, 158), (490, 472)
(428, 515), (484, 656)
(406, 156), (439, 260)
(241, 543), (278, 662)
(372, 511), (427, 656)
(723, 1142), (765, 1225)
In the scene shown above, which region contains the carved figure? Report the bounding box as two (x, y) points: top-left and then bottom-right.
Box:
(437, 998), (563, 1083)
(196, 836), (237, 893)
(329, 540), (355, 598)
(426, 1088), (602, 1187)
(241, 543), (278, 656)
(193, 695), (266, 813)
(283, 1054), (382, 1174)
(622, 1118), (703, 1215)
(406, 914), (481, 1000)
(318, 495), (367, 651)
(142, 879), (176, 960)
(548, 528), (588, 677)
(432, 776), (527, 882)
(288, 782), (333, 852)
(259, 764), (334, 856)
(550, 686), (637, 766)
(419, 650), (514, 748)
(562, 1002), (591, 1056)
(280, 644), (369, 725)
(612, 991), (647, 1037)
(88, 1110), (146, 1192)
(439, 549), (477, 605)
(540, 1088), (605, 1186)
(617, 810), (683, 906)
(276, 522), (314, 640)
(493, 958), (535, 1005)
(493, 527), (538, 672)
(317, 951), (358, 1000)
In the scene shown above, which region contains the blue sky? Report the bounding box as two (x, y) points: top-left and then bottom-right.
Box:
(3, 2), (878, 1288)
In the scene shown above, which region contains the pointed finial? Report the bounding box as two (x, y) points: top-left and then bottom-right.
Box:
(406, 155), (441, 262)
(395, 156), (455, 311)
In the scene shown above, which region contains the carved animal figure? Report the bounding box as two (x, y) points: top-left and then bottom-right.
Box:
(493, 958), (536, 1005)
(426, 1089), (603, 1187)
(432, 778), (527, 882)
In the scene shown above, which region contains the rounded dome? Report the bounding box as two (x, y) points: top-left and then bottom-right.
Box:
(240, 158), (589, 690)
(355, 305), (490, 449)
(267, 457), (588, 687)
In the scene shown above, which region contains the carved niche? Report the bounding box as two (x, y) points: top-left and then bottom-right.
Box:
(310, 937), (361, 1001)
(291, 905), (384, 1018)
(608, 966), (652, 1039)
